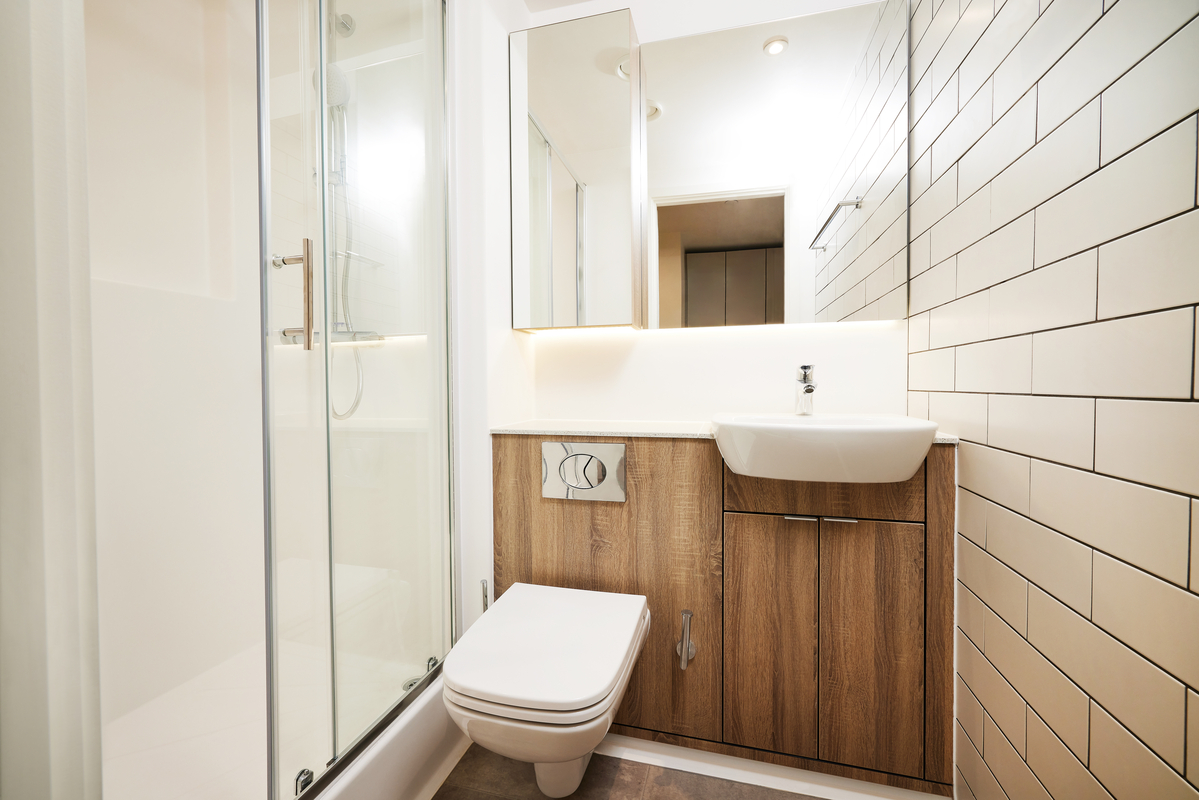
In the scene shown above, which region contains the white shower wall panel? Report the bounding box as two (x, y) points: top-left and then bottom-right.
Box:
(85, 0), (267, 796)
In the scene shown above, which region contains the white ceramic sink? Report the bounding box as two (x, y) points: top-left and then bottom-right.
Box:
(712, 413), (938, 484)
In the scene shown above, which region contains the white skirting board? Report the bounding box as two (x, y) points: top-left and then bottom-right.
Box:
(319, 676), (470, 800)
(595, 734), (938, 800)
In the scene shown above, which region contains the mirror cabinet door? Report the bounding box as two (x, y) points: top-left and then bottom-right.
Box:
(510, 10), (645, 330)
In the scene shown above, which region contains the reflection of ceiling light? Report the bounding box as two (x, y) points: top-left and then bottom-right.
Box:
(616, 56), (631, 80)
(647, 101), (663, 121)
(763, 36), (788, 56)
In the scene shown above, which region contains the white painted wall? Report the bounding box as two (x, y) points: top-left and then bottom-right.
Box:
(449, 0), (534, 639)
(530, 321), (908, 420)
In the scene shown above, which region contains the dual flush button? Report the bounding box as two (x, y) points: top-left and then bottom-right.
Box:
(541, 442), (627, 502)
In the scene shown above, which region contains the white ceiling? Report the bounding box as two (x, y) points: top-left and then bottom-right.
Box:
(642, 3), (881, 198)
(526, 11), (632, 157)
(524, 0), (883, 45)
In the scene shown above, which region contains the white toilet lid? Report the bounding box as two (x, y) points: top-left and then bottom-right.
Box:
(443, 582), (649, 711)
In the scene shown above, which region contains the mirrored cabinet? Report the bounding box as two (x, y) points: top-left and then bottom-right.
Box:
(510, 10), (646, 329)
(510, 1), (909, 331)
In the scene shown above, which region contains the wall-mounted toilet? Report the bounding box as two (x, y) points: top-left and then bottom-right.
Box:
(442, 582), (650, 797)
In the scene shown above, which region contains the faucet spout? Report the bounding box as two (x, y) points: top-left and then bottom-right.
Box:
(796, 364), (817, 415)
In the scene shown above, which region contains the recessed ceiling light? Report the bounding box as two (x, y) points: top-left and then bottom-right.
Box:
(763, 36), (788, 56)
(616, 56), (631, 80)
(647, 101), (663, 121)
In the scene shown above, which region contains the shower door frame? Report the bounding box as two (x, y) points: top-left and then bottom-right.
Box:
(254, 0), (457, 796)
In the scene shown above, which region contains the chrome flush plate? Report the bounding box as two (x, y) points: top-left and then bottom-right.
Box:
(541, 442), (627, 502)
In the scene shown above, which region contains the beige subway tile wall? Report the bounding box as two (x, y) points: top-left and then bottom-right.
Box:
(957, 629), (1028, 755)
(958, 582), (988, 645)
(1026, 711), (1114, 800)
(957, 674), (985, 748)
(956, 721), (1004, 800)
(912, 0), (1199, 795)
(983, 712), (1053, 800)
(983, 606), (1090, 758)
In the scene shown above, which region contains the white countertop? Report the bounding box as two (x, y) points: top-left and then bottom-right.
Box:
(490, 419), (715, 439)
(490, 418), (959, 445)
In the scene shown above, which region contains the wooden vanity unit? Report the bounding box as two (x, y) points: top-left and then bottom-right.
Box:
(492, 433), (955, 797)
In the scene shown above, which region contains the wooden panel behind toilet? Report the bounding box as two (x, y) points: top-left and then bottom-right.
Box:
(492, 434), (723, 741)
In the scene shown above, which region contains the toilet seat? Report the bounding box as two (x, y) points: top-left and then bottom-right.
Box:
(443, 582), (649, 712)
(442, 604), (650, 724)
(442, 583), (653, 798)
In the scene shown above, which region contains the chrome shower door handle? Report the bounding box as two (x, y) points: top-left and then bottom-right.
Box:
(274, 237), (314, 350)
(675, 609), (696, 670)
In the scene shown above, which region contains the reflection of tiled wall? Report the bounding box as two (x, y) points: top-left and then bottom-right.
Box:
(904, 1), (1199, 798)
(813, 0), (909, 322)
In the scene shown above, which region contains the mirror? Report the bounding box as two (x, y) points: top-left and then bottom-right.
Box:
(644, 1), (909, 327)
(510, 10), (646, 330)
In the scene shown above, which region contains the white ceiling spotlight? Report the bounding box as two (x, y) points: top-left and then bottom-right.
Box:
(763, 36), (788, 56)
(647, 100), (664, 121)
(616, 55), (631, 80)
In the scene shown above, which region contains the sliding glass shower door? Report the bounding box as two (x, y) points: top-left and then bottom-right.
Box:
(261, 0), (450, 794)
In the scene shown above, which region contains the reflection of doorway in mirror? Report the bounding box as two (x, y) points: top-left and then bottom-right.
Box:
(655, 195), (784, 329)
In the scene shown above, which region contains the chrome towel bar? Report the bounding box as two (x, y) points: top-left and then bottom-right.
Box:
(809, 198), (861, 250)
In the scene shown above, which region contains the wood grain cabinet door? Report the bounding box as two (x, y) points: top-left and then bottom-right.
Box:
(492, 435), (723, 741)
(819, 519), (925, 777)
(723, 513), (818, 757)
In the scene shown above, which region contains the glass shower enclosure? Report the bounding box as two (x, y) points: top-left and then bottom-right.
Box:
(258, 0), (451, 794)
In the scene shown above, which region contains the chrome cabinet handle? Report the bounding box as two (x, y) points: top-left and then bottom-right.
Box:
(273, 238), (314, 350)
(675, 609), (696, 670)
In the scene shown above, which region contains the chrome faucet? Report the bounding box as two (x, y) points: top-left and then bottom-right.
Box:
(796, 365), (816, 415)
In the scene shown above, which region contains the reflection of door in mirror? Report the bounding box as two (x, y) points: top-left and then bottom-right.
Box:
(525, 115), (585, 327)
(657, 196), (785, 328)
(643, 1), (908, 328)
(683, 248), (785, 328)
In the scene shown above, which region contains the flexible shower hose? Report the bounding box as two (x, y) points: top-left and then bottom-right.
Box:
(330, 103), (363, 421)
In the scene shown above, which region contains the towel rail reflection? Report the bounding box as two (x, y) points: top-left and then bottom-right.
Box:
(809, 197), (861, 251)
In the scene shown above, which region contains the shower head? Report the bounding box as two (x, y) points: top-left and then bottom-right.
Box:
(314, 64), (351, 107)
(326, 64), (351, 107)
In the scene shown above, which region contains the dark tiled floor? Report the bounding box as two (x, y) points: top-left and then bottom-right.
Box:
(434, 744), (822, 800)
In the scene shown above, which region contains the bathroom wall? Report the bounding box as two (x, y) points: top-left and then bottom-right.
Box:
(450, 0), (534, 636)
(84, 0), (268, 796)
(903, 1), (1199, 798)
(1, 0), (102, 794)
(530, 321), (908, 420)
(813, 0), (909, 324)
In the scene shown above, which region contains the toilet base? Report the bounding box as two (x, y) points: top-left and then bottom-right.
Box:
(534, 751), (593, 798)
